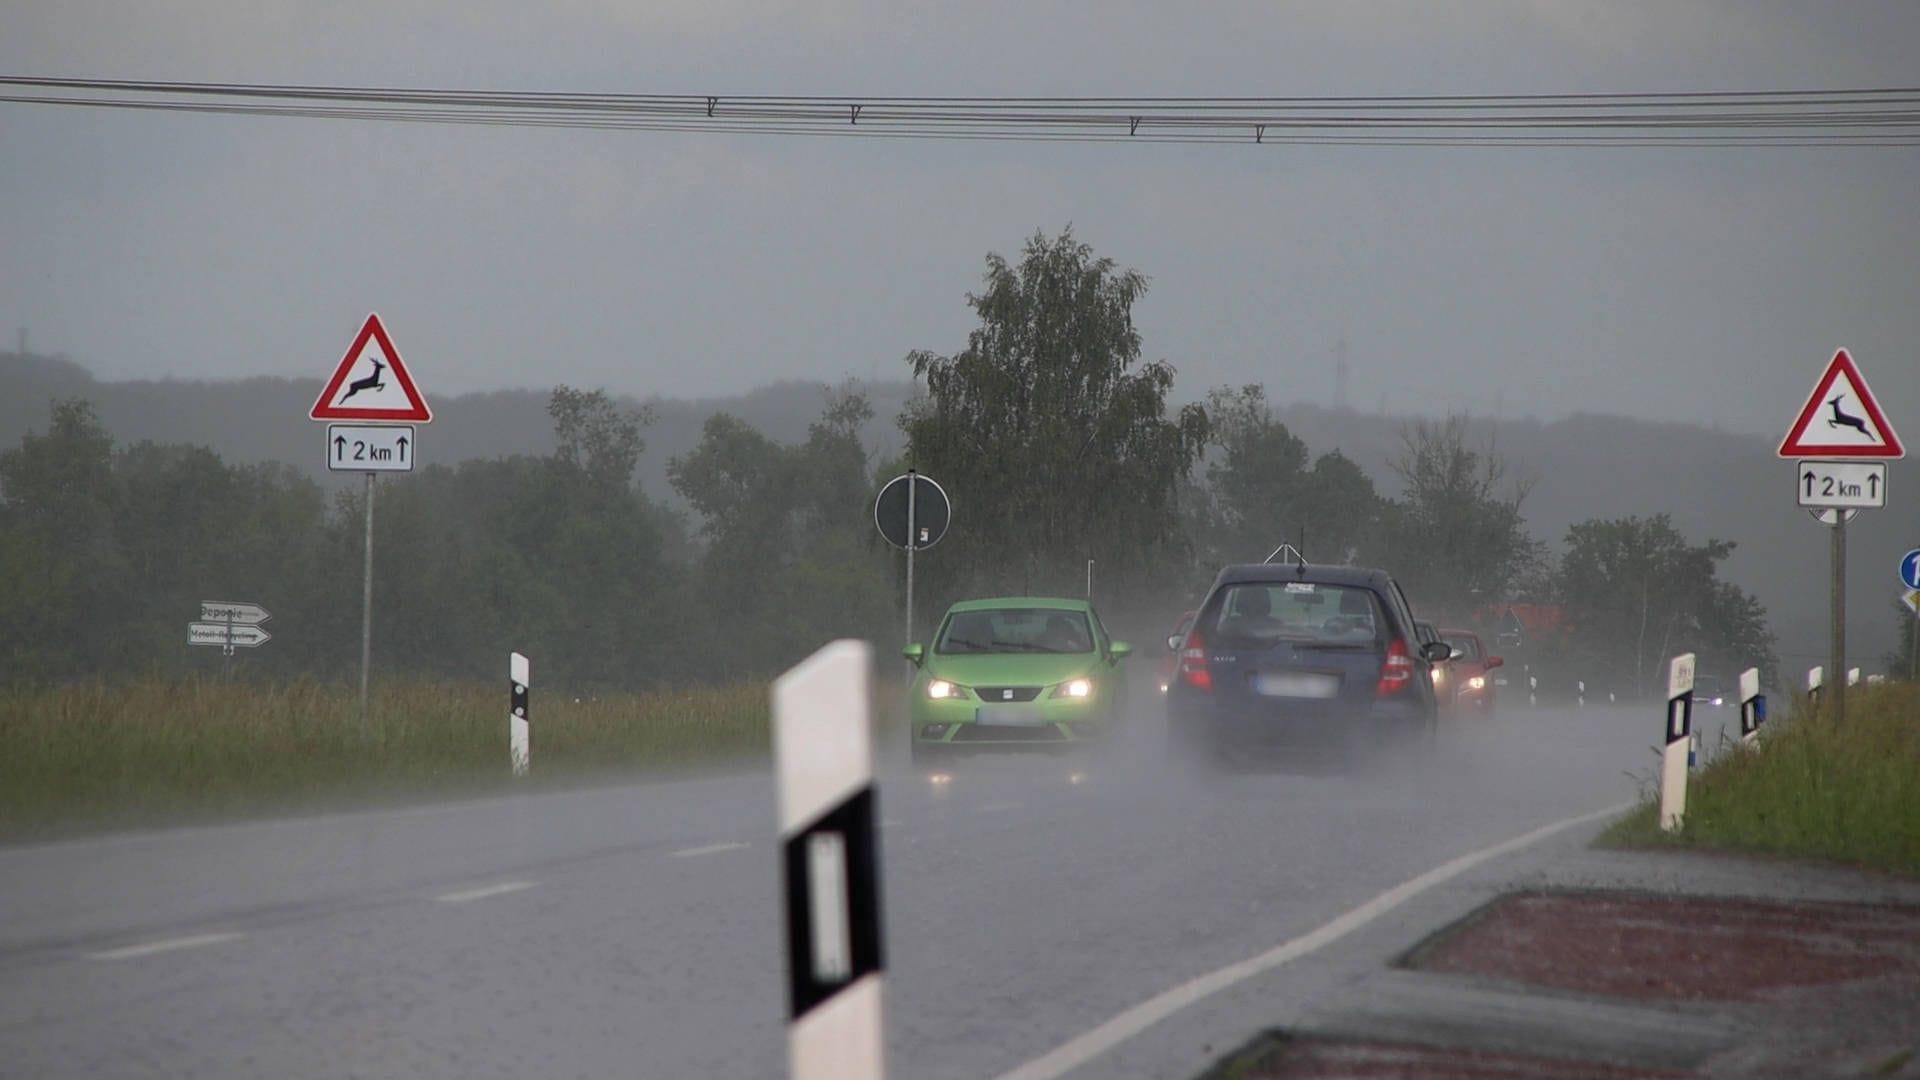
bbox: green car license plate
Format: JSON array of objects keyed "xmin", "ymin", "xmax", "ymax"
[{"xmin": 975, "ymin": 705, "xmax": 1050, "ymax": 726}]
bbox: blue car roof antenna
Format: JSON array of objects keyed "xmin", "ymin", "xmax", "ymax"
[{"xmin": 1264, "ymin": 543, "xmax": 1308, "ymax": 576}]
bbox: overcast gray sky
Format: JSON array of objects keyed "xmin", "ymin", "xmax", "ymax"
[{"xmin": 2, "ymin": 1, "xmax": 1916, "ymax": 437}]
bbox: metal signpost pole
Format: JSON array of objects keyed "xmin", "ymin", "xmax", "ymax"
[
  {"xmin": 1830, "ymin": 515, "xmax": 1845, "ymax": 728},
  {"xmin": 905, "ymin": 469, "xmax": 917, "ymax": 649},
  {"xmin": 360, "ymin": 472, "xmax": 375, "ymax": 735}
]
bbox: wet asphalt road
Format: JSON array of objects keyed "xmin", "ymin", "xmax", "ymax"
[{"xmin": 0, "ymin": 698, "xmax": 1673, "ymax": 1079}]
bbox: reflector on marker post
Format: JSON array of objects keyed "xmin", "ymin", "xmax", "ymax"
[
  {"xmin": 773, "ymin": 641, "xmax": 884, "ymax": 1080},
  {"xmin": 1738, "ymin": 667, "xmax": 1764, "ymax": 746},
  {"xmin": 509, "ymin": 652, "xmax": 529, "ymax": 776},
  {"xmin": 1660, "ymin": 653, "xmax": 1695, "ymax": 833}
]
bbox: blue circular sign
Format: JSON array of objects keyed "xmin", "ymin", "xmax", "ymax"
[{"xmin": 1903, "ymin": 549, "xmax": 1920, "ymax": 591}]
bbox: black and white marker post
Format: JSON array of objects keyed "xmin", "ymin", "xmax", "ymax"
[
  {"xmin": 773, "ymin": 641, "xmax": 884, "ymax": 1080},
  {"xmin": 1807, "ymin": 664, "xmax": 1824, "ymax": 705},
  {"xmin": 509, "ymin": 652, "xmax": 529, "ymax": 776},
  {"xmin": 1660, "ymin": 652, "xmax": 1695, "ymax": 833},
  {"xmin": 1738, "ymin": 666, "xmax": 1765, "ymax": 746}
]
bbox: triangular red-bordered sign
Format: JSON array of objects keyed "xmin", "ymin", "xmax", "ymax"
[
  {"xmin": 309, "ymin": 313, "xmax": 433, "ymax": 422},
  {"xmin": 1776, "ymin": 348, "xmax": 1903, "ymax": 459}
]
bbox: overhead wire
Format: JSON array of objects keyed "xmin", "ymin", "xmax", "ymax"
[{"xmin": 2, "ymin": 76, "xmax": 1917, "ymax": 147}]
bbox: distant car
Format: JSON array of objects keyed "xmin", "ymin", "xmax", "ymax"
[
  {"xmin": 1155, "ymin": 610, "xmax": 1197, "ymax": 693},
  {"xmin": 905, "ymin": 598, "xmax": 1133, "ymax": 762},
  {"xmin": 1438, "ymin": 628, "xmax": 1502, "ymax": 714},
  {"xmin": 1692, "ymin": 674, "xmax": 1728, "ymax": 708},
  {"xmin": 1164, "ymin": 563, "xmax": 1446, "ymax": 766}
]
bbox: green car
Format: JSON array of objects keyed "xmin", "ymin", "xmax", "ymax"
[{"xmin": 905, "ymin": 597, "xmax": 1133, "ymax": 759}]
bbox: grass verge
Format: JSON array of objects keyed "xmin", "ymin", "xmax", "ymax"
[
  {"xmin": 1599, "ymin": 682, "xmax": 1920, "ymax": 875},
  {"xmin": 0, "ymin": 676, "xmax": 790, "ymax": 842}
]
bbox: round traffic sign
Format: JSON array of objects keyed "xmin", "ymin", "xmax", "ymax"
[
  {"xmin": 1902, "ymin": 549, "xmax": 1920, "ymax": 591},
  {"xmin": 874, "ymin": 472, "xmax": 951, "ymax": 550}
]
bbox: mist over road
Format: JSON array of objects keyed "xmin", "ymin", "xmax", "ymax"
[{"xmin": 0, "ymin": 700, "xmax": 1661, "ymax": 1078}]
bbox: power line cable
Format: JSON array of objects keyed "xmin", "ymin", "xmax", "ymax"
[{"xmin": 2, "ymin": 76, "xmax": 1916, "ymax": 147}]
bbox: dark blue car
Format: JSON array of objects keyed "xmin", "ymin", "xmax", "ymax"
[{"xmin": 1164, "ymin": 563, "xmax": 1448, "ymax": 766}]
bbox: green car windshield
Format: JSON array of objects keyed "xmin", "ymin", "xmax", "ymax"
[{"xmin": 937, "ymin": 609, "xmax": 1094, "ymax": 655}]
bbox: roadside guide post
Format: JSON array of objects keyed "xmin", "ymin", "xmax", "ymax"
[
  {"xmin": 1779, "ymin": 348, "xmax": 1905, "ymax": 731},
  {"xmin": 309, "ymin": 313, "xmax": 432, "ymax": 733},
  {"xmin": 1660, "ymin": 653, "xmax": 1696, "ymax": 833},
  {"xmin": 1738, "ymin": 667, "xmax": 1765, "ymax": 747},
  {"xmin": 509, "ymin": 652, "xmax": 530, "ymax": 776},
  {"xmin": 773, "ymin": 641, "xmax": 885, "ymax": 1080},
  {"xmin": 1807, "ymin": 665, "xmax": 1824, "ymax": 706},
  {"xmin": 1848, "ymin": 667, "xmax": 1861, "ymax": 686},
  {"xmin": 1577, "ymin": 680, "xmax": 1585, "ymax": 708}
]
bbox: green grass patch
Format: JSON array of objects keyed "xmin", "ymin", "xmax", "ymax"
[
  {"xmin": 1600, "ymin": 683, "xmax": 1920, "ymax": 875},
  {"xmin": 0, "ymin": 676, "xmax": 790, "ymax": 842}
]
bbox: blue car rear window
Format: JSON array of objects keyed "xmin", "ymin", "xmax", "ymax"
[{"xmin": 1202, "ymin": 583, "xmax": 1385, "ymax": 648}]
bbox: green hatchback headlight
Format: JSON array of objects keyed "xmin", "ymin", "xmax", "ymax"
[
  {"xmin": 927, "ymin": 679, "xmax": 965, "ymax": 700},
  {"xmin": 1053, "ymin": 678, "xmax": 1093, "ymax": 699}
]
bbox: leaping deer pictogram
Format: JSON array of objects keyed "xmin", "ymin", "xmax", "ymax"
[
  {"xmin": 1825, "ymin": 395, "xmax": 1870, "ymax": 437},
  {"xmin": 340, "ymin": 359, "xmax": 387, "ymax": 402}
]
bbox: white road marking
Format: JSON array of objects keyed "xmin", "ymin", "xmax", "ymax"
[
  {"xmin": 669, "ymin": 841, "xmax": 750, "ymax": 858},
  {"xmin": 436, "ymin": 880, "xmax": 539, "ymax": 904},
  {"xmin": 89, "ymin": 932, "xmax": 242, "ymax": 960},
  {"xmin": 991, "ymin": 800, "xmax": 1636, "ymax": 1080}
]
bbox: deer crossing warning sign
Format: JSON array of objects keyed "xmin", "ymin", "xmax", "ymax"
[
  {"xmin": 309, "ymin": 313, "xmax": 433, "ymax": 423},
  {"xmin": 1777, "ymin": 348, "xmax": 1903, "ymax": 459}
]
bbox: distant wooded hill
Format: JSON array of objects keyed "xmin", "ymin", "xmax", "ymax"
[{"xmin": 2, "ymin": 349, "xmax": 1905, "ymax": 673}]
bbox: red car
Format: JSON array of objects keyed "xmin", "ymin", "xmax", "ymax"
[
  {"xmin": 1439, "ymin": 628, "xmax": 1503, "ymax": 714},
  {"xmin": 1156, "ymin": 610, "xmax": 1197, "ymax": 693}
]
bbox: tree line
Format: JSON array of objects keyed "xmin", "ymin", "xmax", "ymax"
[{"xmin": 1, "ymin": 227, "xmax": 1785, "ymax": 697}]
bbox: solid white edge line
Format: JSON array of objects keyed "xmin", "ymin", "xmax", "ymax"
[
  {"xmin": 89, "ymin": 932, "xmax": 243, "ymax": 960},
  {"xmin": 991, "ymin": 800, "xmax": 1635, "ymax": 1080},
  {"xmin": 669, "ymin": 841, "xmax": 751, "ymax": 858},
  {"xmin": 436, "ymin": 880, "xmax": 539, "ymax": 904}
]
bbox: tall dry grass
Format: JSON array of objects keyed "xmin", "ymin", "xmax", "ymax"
[{"xmin": 0, "ymin": 676, "xmax": 776, "ymax": 839}]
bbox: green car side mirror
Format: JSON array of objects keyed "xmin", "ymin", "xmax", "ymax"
[
  {"xmin": 902, "ymin": 643, "xmax": 925, "ymax": 665},
  {"xmin": 1108, "ymin": 641, "xmax": 1133, "ymax": 662}
]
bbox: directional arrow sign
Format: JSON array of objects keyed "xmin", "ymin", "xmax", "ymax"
[
  {"xmin": 327, "ymin": 424, "xmax": 416, "ymax": 473},
  {"xmin": 1797, "ymin": 460, "xmax": 1887, "ymax": 509},
  {"xmin": 200, "ymin": 601, "xmax": 271, "ymax": 624},
  {"xmin": 189, "ymin": 622, "xmax": 272, "ymax": 648}
]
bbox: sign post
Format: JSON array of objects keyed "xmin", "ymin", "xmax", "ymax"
[
  {"xmin": 773, "ymin": 641, "xmax": 885, "ymax": 1080},
  {"xmin": 1660, "ymin": 653, "xmax": 1695, "ymax": 833},
  {"xmin": 1778, "ymin": 348, "xmax": 1905, "ymax": 730},
  {"xmin": 310, "ymin": 313, "xmax": 433, "ymax": 732},
  {"xmin": 873, "ymin": 472, "xmax": 951, "ymax": 647}
]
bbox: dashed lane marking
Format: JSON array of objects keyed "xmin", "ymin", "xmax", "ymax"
[
  {"xmin": 668, "ymin": 841, "xmax": 750, "ymax": 858},
  {"xmin": 435, "ymin": 880, "xmax": 539, "ymax": 904},
  {"xmin": 89, "ymin": 932, "xmax": 243, "ymax": 961}
]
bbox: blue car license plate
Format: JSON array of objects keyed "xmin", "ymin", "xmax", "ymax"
[{"xmin": 1252, "ymin": 672, "xmax": 1339, "ymax": 699}]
